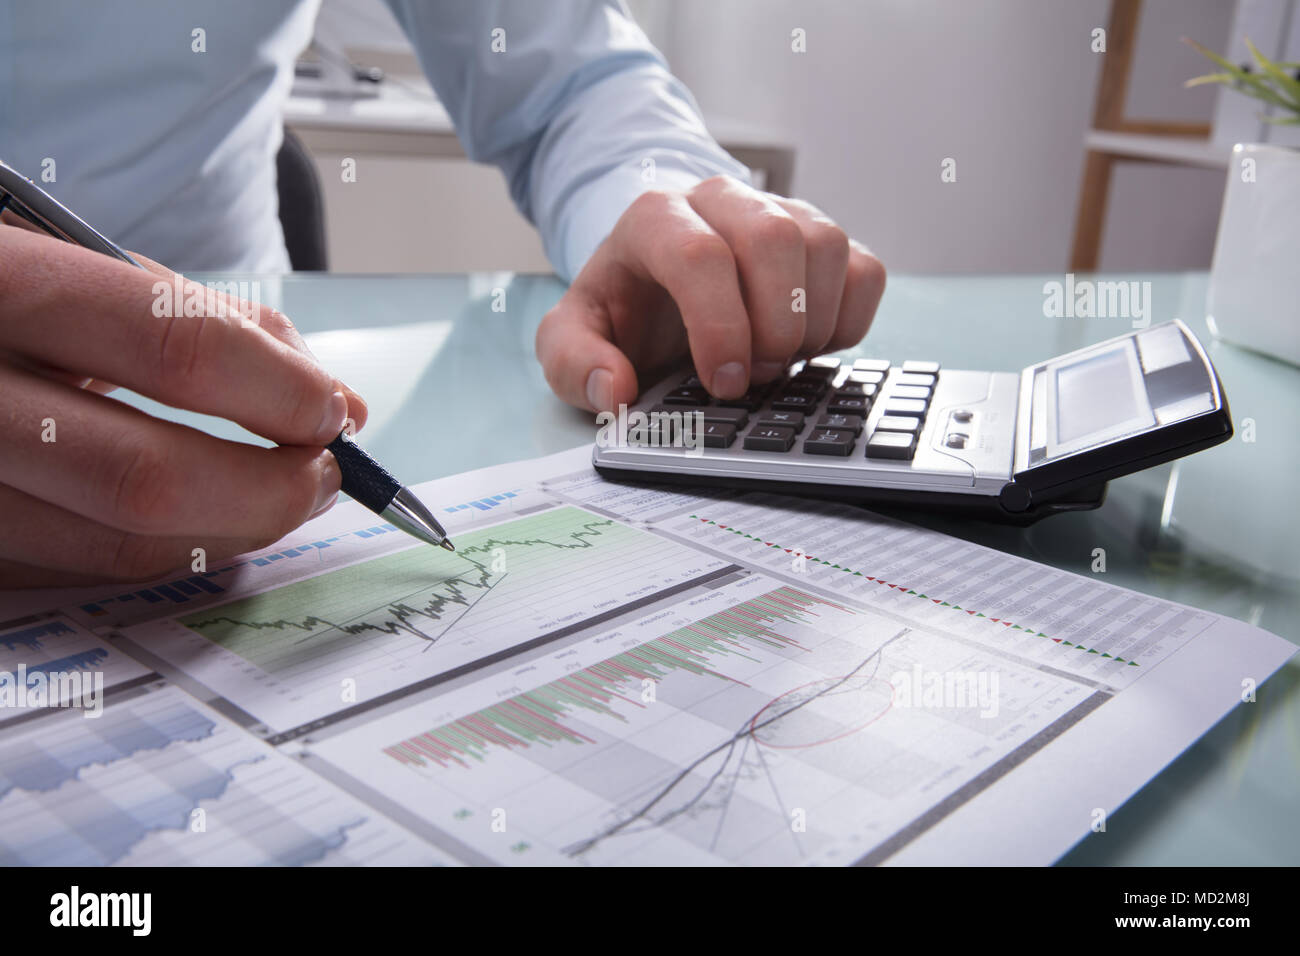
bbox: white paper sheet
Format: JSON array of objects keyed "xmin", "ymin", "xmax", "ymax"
[{"xmin": 1, "ymin": 445, "xmax": 1292, "ymax": 865}]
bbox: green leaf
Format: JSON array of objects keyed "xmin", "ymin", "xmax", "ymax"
[
  {"xmin": 1184, "ymin": 36, "xmax": 1300, "ymax": 120},
  {"xmin": 1184, "ymin": 72, "xmax": 1237, "ymax": 88},
  {"xmin": 1245, "ymin": 37, "xmax": 1300, "ymax": 110},
  {"xmin": 1183, "ymin": 36, "xmax": 1242, "ymax": 74}
]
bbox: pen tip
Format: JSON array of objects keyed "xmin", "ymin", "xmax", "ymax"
[{"xmin": 440, "ymin": 539, "xmax": 456, "ymax": 552}]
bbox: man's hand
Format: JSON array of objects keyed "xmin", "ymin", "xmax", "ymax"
[
  {"xmin": 0, "ymin": 225, "xmax": 367, "ymax": 588},
  {"xmin": 536, "ymin": 175, "xmax": 885, "ymax": 411}
]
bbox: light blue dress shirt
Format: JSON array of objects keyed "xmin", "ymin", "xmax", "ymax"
[{"xmin": 0, "ymin": 0, "xmax": 748, "ymax": 279}]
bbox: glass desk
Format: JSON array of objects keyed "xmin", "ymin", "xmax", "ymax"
[{"xmin": 118, "ymin": 270, "xmax": 1300, "ymax": 865}]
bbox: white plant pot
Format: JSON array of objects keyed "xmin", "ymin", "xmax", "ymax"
[{"xmin": 1206, "ymin": 143, "xmax": 1300, "ymax": 367}]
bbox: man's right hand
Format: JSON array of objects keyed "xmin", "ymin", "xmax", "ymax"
[{"xmin": 0, "ymin": 225, "xmax": 368, "ymax": 588}]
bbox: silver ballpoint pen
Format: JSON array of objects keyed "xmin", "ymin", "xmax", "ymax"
[{"xmin": 0, "ymin": 158, "xmax": 454, "ymax": 552}]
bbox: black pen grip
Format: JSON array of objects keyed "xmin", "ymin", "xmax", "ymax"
[{"xmin": 326, "ymin": 432, "xmax": 402, "ymax": 513}]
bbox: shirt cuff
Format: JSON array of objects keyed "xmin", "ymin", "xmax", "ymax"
[{"xmin": 554, "ymin": 157, "xmax": 753, "ymax": 283}]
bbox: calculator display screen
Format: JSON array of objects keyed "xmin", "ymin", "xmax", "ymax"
[
  {"xmin": 1033, "ymin": 339, "xmax": 1156, "ymax": 465},
  {"xmin": 1055, "ymin": 347, "xmax": 1145, "ymax": 445}
]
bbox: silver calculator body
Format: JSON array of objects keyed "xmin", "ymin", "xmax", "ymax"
[{"xmin": 591, "ymin": 320, "xmax": 1232, "ymax": 524}]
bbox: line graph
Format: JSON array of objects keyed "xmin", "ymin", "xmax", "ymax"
[
  {"xmin": 129, "ymin": 506, "xmax": 728, "ymax": 732},
  {"xmin": 0, "ymin": 687, "xmax": 450, "ymax": 866},
  {"xmin": 559, "ymin": 629, "xmax": 906, "ymax": 858},
  {"xmin": 315, "ymin": 573, "xmax": 1090, "ymax": 865}
]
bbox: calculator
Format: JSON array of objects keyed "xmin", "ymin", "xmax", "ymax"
[{"xmin": 591, "ymin": 320, "xmax": 1233, "ymax": 524}]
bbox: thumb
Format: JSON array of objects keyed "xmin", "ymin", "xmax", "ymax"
[{"xmin": 535, "ymin": 297, "xmax": 639, "ymax": 413}]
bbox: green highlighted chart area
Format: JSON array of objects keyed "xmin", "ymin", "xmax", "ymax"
[{"xmin": 171, "ymin": 506, "xmax": 726, "ymax": 727}]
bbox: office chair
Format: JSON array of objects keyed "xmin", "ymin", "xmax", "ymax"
[{"xmin": 275, "ymin": 126, "xmax": 328, "ymax": 271}]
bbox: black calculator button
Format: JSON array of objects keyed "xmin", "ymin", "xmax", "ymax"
[
  {"xmin": 771, "ymin": 393, "xmax": 817, "ymax": 412},
  {"xmin": 866, "ymin": 430, "xmax": 917, "ymax": 460},
  {"xmin": 678, "ymin": 373, "xmax": 703, "ymax": 388},
  {"xmin": 875, "ymin": 415, "xmax": 922, "ymax": 433},
  {"xmin": 894, "ymin": 372, "xmax": 937, "ymax": 388},
  {"xmin": 891, "ymin": 384, "xmax": 933, "ymax": 401},
  {"xmin": 801, "ymin": 357, "xmax": 840, "ymax": 378},
  {"xmin": 744, "ymin": 425, "xmax": 797, "ymax": 452},
  {"xmin": 701, "ymin": 422, "xmax": 738, "ymax": 448},
  {"xmin": 699, "ymin": 406, "xmax": 750, "ymax": 428},
  {"xmin": 853, "ymin": 358, "xmax": 890, "ymax": 373},
  {"xmin": 835, "ymin": 380, "xmax": 878, "ymax": 398},
  {"xmin": 816, "ymin": 413, "xmax": 864, "ymax": 435},
  {"xmin": 663, "ymin": 386, "xmax": 710, "ymax": 405},
  {"xmin": 902, "ymin": 360, "xmax": 940, "ymax": 375},
  {"xmin": 758, "ymin": 410, "xmax": 806, "ymax": 431},
  {"xmin": 785, "ymin": 378, "xmax": 827, "ymax": 397},
  {"xmin": 882, "ymin": 398, "xmax": 928, "ymax": 419},
  {"xmin": 716, "ymin": 386, "xmax": 768, "ymax": 410},
  {"xmin": 804, "ymin": 427, "xmax": 856, "ymax": 456},
  {"xmin": 827, "ymin": 392, "xmax": 870, "ymax": 415},
  {"xmin": 628, "ymin": 416, "xmax": 675, "ymax": 445}
]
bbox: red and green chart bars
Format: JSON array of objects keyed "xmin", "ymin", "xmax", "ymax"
[{"xmin": 383, "ymin": 586, "xmax": 851, "ymax": 769}]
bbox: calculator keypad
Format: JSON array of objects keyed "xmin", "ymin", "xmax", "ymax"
[{"xmin": 660, "ymin": 360, "xmax": 942, "ymax": 463}]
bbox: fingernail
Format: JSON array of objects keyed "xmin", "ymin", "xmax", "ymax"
[
  {"xmin": 586, "ymin": 368, "xmax": 613, "ymax": 411},
  {"xmin": 752, "ymin": 360, "xmax": 786, "ymax": 382},
  {"xmin": 711, "ymin": 362, "xmax": 748, "ymax": 399},
  {"xmin": 317, "ymin": 389, "xmax": 348, "ymax": 443}
]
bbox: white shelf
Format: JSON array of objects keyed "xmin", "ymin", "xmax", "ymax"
[{"xmin": 1083, "ymin": 130, "xmax": 1234, "ymax": 169}]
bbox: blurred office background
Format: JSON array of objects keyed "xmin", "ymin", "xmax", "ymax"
[{"xmin": 289, "ymin": 0, "xmax": 1294, "ymax": 275}]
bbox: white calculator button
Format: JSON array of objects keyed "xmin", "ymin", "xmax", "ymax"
[{"xmin": 853, "ymin": 358, "xmax": 890, "ymax": 373}]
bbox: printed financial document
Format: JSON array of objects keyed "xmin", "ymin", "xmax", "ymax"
[{"xmin": 1, "ymin": 445, "xmax": 1293, "ymax": 865}]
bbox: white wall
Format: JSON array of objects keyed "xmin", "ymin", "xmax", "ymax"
[
  {"xmin": 311, "ymin": 0, "xmax": 1238, "ymax": 275},
  {"xmin": 660, "ymin": 0, "xmax": 1234, "ymax": 274}
]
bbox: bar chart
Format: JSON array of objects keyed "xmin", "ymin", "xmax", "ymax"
[{"xmin": 312, "ymin": 574, "xmax": 1090, "ymax": 865}]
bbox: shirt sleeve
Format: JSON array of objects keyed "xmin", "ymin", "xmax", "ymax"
[{"xmin": 381, "ymin": 0, "xmax": 752, "ymax": 281}]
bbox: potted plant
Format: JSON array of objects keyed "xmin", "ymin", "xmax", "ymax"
[{"xmin": 1186, "ymin": 37, "xmax": 1300, "ymax": 366}]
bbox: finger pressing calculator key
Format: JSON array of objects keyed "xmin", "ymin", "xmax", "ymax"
[
  {"xmin": 717, "ymin": 386, "xmax": 769, "ymax": 410},
  {"xmin": 698, "ymin": 406, "xmax": 750, "ymax": 427},
  {"xmin": 593, "ymin": 322, "xmax": 1233, "ymax": 523},
  {"xmin": 663, "ymin": 386, "xmax": 709, "ymax": 405}
]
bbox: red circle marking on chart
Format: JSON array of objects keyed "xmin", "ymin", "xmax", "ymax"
[{"xmin": 749, "ymin": 675, "xmax": 894, "ymax": 749}]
